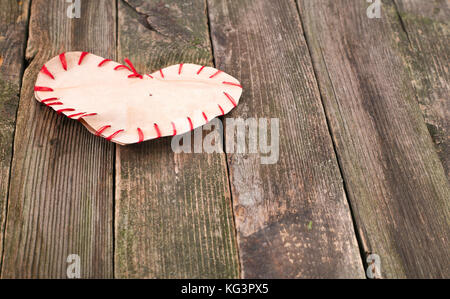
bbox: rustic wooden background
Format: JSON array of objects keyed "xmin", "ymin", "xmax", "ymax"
[{"xmin": 0, "ymin": 0, "xmax": 448, "ymax": 278}]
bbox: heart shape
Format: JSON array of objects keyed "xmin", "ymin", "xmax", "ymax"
[{"xmin": 34, "ymin": 52, "xmax": 242, "ymax": 145}]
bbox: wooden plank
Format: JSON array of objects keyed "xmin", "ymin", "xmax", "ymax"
[
  {"xmin": 208, "ymin": 0, "xmax": 365, "ymax": 278},
  {"xmin": 1, "ymin": 0, "xmax": 116, "ymax": 278},
  {"xmin": 0, "ymin": 0, "xmax": 30, "ymax": 272},
  {"xmin": 297, "ymin": 0, "xmax": 450, "ymax": 278},
  {"xmin": 115, "ymin": 0, "xmax": 239, "ymax": 278},
  {"xmin": 393, "ymin": 0, "xmax": 450, "ymax": 177}
]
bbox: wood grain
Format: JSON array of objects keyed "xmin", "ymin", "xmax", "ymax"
[
  {"xmin": 208, "ymin": 0, "xmax": 365, "ymax": 278},
  {"xmin": 394, "ymin": 0, "xmax": 450, "ymax": 178},
  {"xmin": 0, "ymin": 0, "xmax": 30, "ymax": 272},
  {"xmin": 297, "ymin": 0, "xmax": 450, "ymax": 278},
  {"xmin": 1, "ymin": 0, "xmax": 115, "ymax": 278},
  {"xmin": 115, "ymin": 0, "xmax": 239, "ymax": 278}
]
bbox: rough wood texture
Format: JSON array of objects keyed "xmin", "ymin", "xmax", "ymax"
[
  {"xmin": 297, "ymin": 0, "xmax": 450, "ymax": 278},
  {"xmin": 115, "ymin": 0, "xmax": 239, "ymax": 278},
  {"xmin": 0, "ymin": 0, "xmax": 30, "ymax": 272},
  {"xmin": 1, "ymin": 0, "xmax": 115, "ymax": 278},
  {"xmin": 394, "ymin": 0, "xmax": 450, "ymax": 178},
  {"xmin": 208, "ymin": 0, "xmax": 365, "ymax": 278}
]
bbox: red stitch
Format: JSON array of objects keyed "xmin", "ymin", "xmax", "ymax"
[
  {"xmin": 137, "ymin": 128, "xmax": 144, "ymax": 143},
  {"xmin": 222, "ymin": 81, "xmax": 242, "ymax": 88},
  {"xmin": 34, "ymin": 86, "xmax": 54, "ymax": 92},
  {"xmin": 114, "ymin": 65, "xmax": 131, "ymax": 71},
  {"xmin": 79, "ymin": 113, "xmax": 97, "ymax": 119},
  {"xmin": 40, "ymin": 65, "xmax": 55, "ymax": 80},
  {"xmin": 98, "ymin": 59, "xmax": 111, "ymax": 67},
  {"xmin": 124, "ymin": 58, "xmax": 143, "ymax": 79},
  {"xmin": 106, "ymin": 129, "xmax": 124, "ymax": 141},
  {"xmin": 78, "ymin": 52, "xmax": 89, "ymax": 65},
  {"xmin": 202, "ymin": 112, "xmax": 208, "ymax": 122},
  {"xmin": 59, "ymin": 52, "xmax": 67, "ymax": 71},
  {"xmin": 178, "ymin": 63, "xmax": 183, "ymax": 75},
  {"xmin": 57, "ymin": 108, "xmax": 75, "ymax": 114},
  {"xmin": 171, "ymin": 122, "xmax": 177, "ymax": 136},
  {"xmin": 68, "ymin": 112, "xmax": 86, "ymax": 119},
  {"xmin": 218, "ymin": 104, "xmax": 225, "ymax": 115},
  {"xmin": 41, "ymin": 97, "xmax": 58, "ymax": 103},
  {"xmin": 146, "ymin": 74, "xmax": 154, "ymax": 79},
  {"xmin": 95, "ymin": 125, "xmax": 111, "ymax": 136},
  {"xmin": 197, "ymin": 65, "xmax": 205, "ymax": 75},
  {"xmin": 124, "ymin": 58, "xmax": 138, "ymax": 72},
  {"xmin": 159, "ymin": 69, "xmax": 165, "ymax": 78},
  {"xmin": 154, "ymin": 123, "xmax": 161, "ymax": 138},
  {"xmin": 209, "ymin": 70, "xmax": 222, "ymax": 79},
  {"xmin": 223, "ymin": 92, "xmax": 237, "ymax": 107},
  {"xmin": 187, "ymin": 117, "xmax": 193, "ymax": 131},
  {"xmin": 46, "ymin": 102, "xmax": 63, "ymax": 106}
]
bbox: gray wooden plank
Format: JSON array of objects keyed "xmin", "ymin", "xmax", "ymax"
[
  {"xmin": 297, "ymin": 0, "xmax": 450, "ymax": 278},
  {"xmin": 208, "ymin": 0, "xmax": 365, "ymax": 278},
  {"xmin": 115, "ymin": 0, "xmax": 239, "ymax": 278},
  {"xmin": 394, "ymin": 0, "xmax": 450, "ymax": 178},
  {"xmin": 1, "ymin": 0, "xmax": 115, "ymax": 278},
  {"xmin": 0, "ymin": 0, "xmax": 30, "ymax": 272}
]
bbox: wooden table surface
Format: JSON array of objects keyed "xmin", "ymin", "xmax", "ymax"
[{"xmin": 0, "ymin": 0, "xmax": 448, "ymax": 278}]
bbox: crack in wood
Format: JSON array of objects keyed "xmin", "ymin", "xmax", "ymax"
[{"xmin": 121, "ymin": 0, "xmax": 168, "ymax": 37}]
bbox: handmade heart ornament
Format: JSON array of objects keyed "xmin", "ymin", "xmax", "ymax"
[{"xmin": 34, "ymin": 51, "xmax": 242, "ymax": 145}]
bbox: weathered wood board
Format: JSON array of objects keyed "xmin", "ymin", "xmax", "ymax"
[
  {"xmin": 115, "ymin": 0, "xmax": 239, "ymax": 278},
  {"xmin": 208, "ymin": 0, "xmax": 365, "ymax": 278},
  {"xmin": 393, "ymin": 0, "xmax": 450, "ymax": 178},
  {"xmin": 297, "ymin": 0, "xmax": 450, "ymax": 278},
  {"xmin": 1, "ymin": 0, "xmax": 115, "ymax": 278},
  {"xmin": 0, "ymin": 0, "xmax": 30, "ymax": 272}
]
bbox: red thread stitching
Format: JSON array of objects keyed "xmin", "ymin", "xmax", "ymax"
[
  {"xmin": 159, "ymin": 69, "xmax": 165, "ymax": 78},
  {"xmin": 137, "ymin": 128, "xmax": 144, "ymax": 143},
  {"xmin": 59, "ymin": 52, "xmax": 67, "ymax": 71},
  {"xmin": 154, "ymin": 123, "xmax": 161, "ymax": 138},
  {"xmin": 68, "ymin": 112, "xmax": 86, "ymax": 119},
  {"xmin": 57, "ymin": 108, "xmax": 75, "ymax": 114},
  {"xmin": 222, "ymin": 81, "xmax": 242, "ymax": 88},
  {"xmin": 41, "ymin": 97, "xmax": 58, "ymax": 103},
  {"xmin": 98, "ymin": 59, "xmax": 111, "ymax": 67},
  {"xmin": 40, "ymin": 65, "xmax": 55, "ymax": 80},
  {"xmin": 46, "ymin": 102, "xmax": 63, "ymax": 106},
  {"xmin": 178, "ymin": 63, "xmax": 183, "ymax": 75},
  {"xmin": 224, "ymin": 92, "xmax": 237, "ymax": 107},
  {"xmin": 209, "ymin": 70, "xmax": 222, "ymax": 78},
  {"xmin": 34, "ymin": 86, "xmax": 54, "ymax": 92},
  {"xmin": 146, "ymin": 74, "xmax": 154, "ymax": 79},
  {"xmin": 218, "ymin": 104, "xmax": 225, "ymax": 115},
  {"xmin": 114, "ymin": 65, "xmax": 131, "ymax": 71},
  {"xmin": 79, "ymin": 113, "xmax": 97, "ymax": 119},
  {"xmin": 202, "ymin": 112, "xmax": 208, "ymax": 122},
  {"xmin": 171, "ymin": 122, "xmax": 177, "ymax": 136},
  {"xmin": 197, "ymin": 66, "xmax": 205, "ymax": 75},
  {"xmin": 187, "ymin": 117, "xmax": 193, "ymax": 131},
  {"xmin": 124, "ymin": 58, "xmax": 143, "ymax": 79},
  {"xmin": 78, "ymin": 52, "xmax": 89, "ymax": 65},
  {"xmin": 95, "ymin": 125, "xmax": 111, "ymax": 136},
  {"xmin": 107, "ymin": 129, "xmax": 124, "ymax": 141}
]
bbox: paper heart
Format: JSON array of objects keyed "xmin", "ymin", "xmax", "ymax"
[{"xmin": 34, "ymin": 52, "xmax": 242, "ymax": 145}]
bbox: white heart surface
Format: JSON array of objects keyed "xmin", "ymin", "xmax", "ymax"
[{"xmin": 34, "ymin": 52, "xmax": 242, "ymax": 145}]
